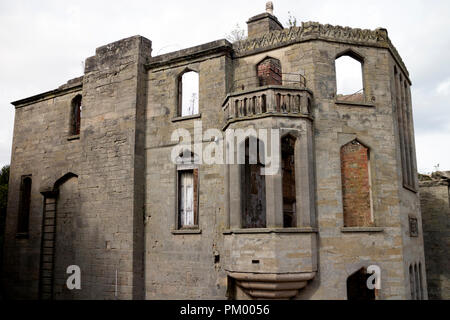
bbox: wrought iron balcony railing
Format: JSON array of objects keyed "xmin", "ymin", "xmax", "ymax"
[{"xmin": 231, "ymin": 73, "xmax": 307, "ymax": 92}]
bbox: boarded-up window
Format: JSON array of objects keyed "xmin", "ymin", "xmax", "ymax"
[
  {"xmin": 257, "ymin": 57, "xmax": 282, "ymax": 86},
  {"xmin": 178, "ymin": 169, "xmax": 198, "ymax": 228},
  {"xmin": 17, "ymin": 176, "xmax": 32, "ymax": 235},
  {"xmin": 282, "ymin": 135, "xmax": 296, "ymax": 228},
  {"xmin": 242, "ymin": 138, "xmax": 266, "ymax": 229},
  {"xmin": 70, "ymin": 95, "xmax": 82, "ymax": 135},
  {"xmin": 341, "ymin": 140, "xmax": 373, "ymax": 227}
]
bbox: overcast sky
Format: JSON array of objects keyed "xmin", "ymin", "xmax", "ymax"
[{"xmin": 0, "ymin": 0, "xmax": 449, "ymax": 173}]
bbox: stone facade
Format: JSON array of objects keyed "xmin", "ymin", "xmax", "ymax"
[
  {"xmin": 419, "ymin": 172, "xmax": 450, "ymax": 300},
  {"xmin": 2, "ymin": 4, "xmax": 429, "ymax": 300}
]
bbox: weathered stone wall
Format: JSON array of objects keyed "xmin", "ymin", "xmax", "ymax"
[
  {"xmin": 53, "ymin": 176, "xmax": 80, "ymax": 299},
  {"xmin": 75, "ymin": 35, "xmax": 151, "ymax": 299},
  {"xmin": 144, "ymin": 43, "xmax": 232, "ymax": 299},
  {"xmin": 388, "ymin": 52, "xmax": 427, "ymax": 300},
  {"xmin": 3, "ymin": 35, "xmax": 152, "ymax": 300},
  {"xmin": 3, "ymin": 8, "xmax": 427, "ymax": 300},
  {"xmin": 419, "ymin": 173, "xmax": 450, "ymax": 300},
  {"xmin": 3, "ymin": 81, "xmax": 83, "ymax": 299},
  {"xmin": 295, "ymin": 40, "xmax": 411, "ymax": 299}
]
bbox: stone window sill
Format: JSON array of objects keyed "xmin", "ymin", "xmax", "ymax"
[
  {"xmin": 172, "ymin": 229, "xmax": 202, "ymax": 235},
  {"xmin": 341, "ymin": 227, "xmax": 384, "ymax": 233},
  {"xmin": 223, "ymin": 227, "xmax": 318, "ymax": 235},
  {"xmin": 67, "ymin": 135, "xmax": 80, "ymax": 141},
  {"xmin": 335, "ymin": 100, "xmax": 375, "ymax": 108},
  {"xmin": 171, "ymin": 113, "xmax": 202, "ymax": 122}
]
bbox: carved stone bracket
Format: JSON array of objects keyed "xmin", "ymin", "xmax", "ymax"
[{"xmin": 228, "ymin": 272, "xmax": 316, "ymax": 299}]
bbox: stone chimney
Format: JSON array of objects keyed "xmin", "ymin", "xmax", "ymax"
[{"xmin": 247, "ymin": 1, "xmax": 284, "ymax": 38}]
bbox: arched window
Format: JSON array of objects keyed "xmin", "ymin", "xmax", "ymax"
[
  {"xmin": 282, "ymin": 135, "xmax": 297, "ymax": 228},
  {"xmin": 418, "ymin": 263, "xmax": 423, "ymax": 300},
  {"xmin": 335, "ymin": 52, "xmax": 364, "ymax": 103},
  {"xmin": 257, "ymin": 57, "xmax": 282, "ymax": 86},
  {"xmin": 178, "ymin": 71, "xmax": 199, "ymax": 117},
  {"xmin": 17, "ymin": 176, "xmax": 32, "ymax": 235},
  {"xmin": 341, "ymin": 140, "xmax": 373, "ymax": 227},
  {"xmin": 241, "ymin": 137, "xmax": 266, "ymax": 229},
  {"xmin": 414, "ymin": 264, "xmax": 420, "ymax": 300},
  {"xmin": 409, "ymin": 265, "xmax": 415, "ymax": 299},
  {"xmin": 347, "ymin": 268, "xmax": 376, "ymax": 300},
  {"xmin": 70, "ymin": 95, "xmax": 82, "ymax": 135}
]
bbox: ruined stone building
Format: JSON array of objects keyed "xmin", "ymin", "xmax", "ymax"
[
  {"xmin": 419, "ymin": 172, "xmax": 450, "ymax": 300},
  {"xmin": 2, "ymin": 3, "xmax": 429, "ymax": 299}
]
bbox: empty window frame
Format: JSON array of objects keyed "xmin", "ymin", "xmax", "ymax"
[
  {"xmin": 335, "ymin": 52, "xmax": 364, "ymax": 103},
  {"xmin": 70, "ymin": 95, "xmax": 82, "ymax": 135},
  {"xmin": 414, "ymin": 264, "xmax": 420, "ymax": 300},
  {"xmin": 418, "ymin": 263, "xmax": 424, "ymax": 300},
  {"xmin": 282, "ymin": 135, "xmax": 297, "ymax": 228},
  {"xmin": 409, "ymin": 265, "xmax": 415, "ymax": 299},
  {"xmin": 394, "ymin": 66, "xmax": 416, "ymax": 190},
  {"xmin": 341, "ymin": 140, "xmax": 374, "ymax": 227},
  {"xmin": 178, "ymin": 71, "xmax": 199, "ymax": 117},
  {"xmin": 241, "ymin": 137, "xmax": 266, "ymax": 229},
  {"xmin": 410, "ymin": 262, "xmax": 424, "ymax": 300},
  {"xmin": 178, "ymin": 169, "xmax": 199, "ymax": 229},
  {"xmin": 17, "ymin": 175, "xmax": 32, "ymax": 236}
]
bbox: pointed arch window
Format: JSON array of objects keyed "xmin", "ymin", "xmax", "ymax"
[
  {"xmin": 17, "ymin": 175, "xmax": 32, "ymax": 236},
  {"xmin": 241, "ymin": 137, "xmax": 266, "ymax": 229},
  {"xmin": 282, "ymin": 135, "xmax": 297, "ymax": 228},
  {"xmin": 340, "ymin": 140, "xmax": 373, "ymax": 227},
  {"xmin": 257, "ymin": 57, "xmax": 282, "ymax": 86},
  {"xmin": 347, "ymin": 268, "xmax": 376, "ymax": 300}
]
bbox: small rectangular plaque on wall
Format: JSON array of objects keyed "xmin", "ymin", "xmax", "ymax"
[{"xmin": 409, "ymin": 217, "xmax": 419, "ymax": 237}]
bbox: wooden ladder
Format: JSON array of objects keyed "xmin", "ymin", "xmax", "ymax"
[{"xmin": 39, "ymin": 196, "xmax": 57, "ymax": 300}]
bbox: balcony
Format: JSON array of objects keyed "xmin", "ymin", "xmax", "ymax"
[{"xmin": 222, "ymin": 76, "xmax": 313, "ymax": 129}]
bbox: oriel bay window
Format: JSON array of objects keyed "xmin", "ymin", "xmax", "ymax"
[{"xmin": 227, "ymin": 127, "xmax": 316, "ymax": 230}]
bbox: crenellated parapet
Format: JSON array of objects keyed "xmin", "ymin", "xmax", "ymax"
[{"xmin": 233, "ymin": 21, "xmax": 409, "ymax": 77}]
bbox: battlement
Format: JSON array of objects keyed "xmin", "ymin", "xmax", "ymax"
[{"xmin": 233, "ymin": 21, "xmax": 409, "ymax": 79}]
